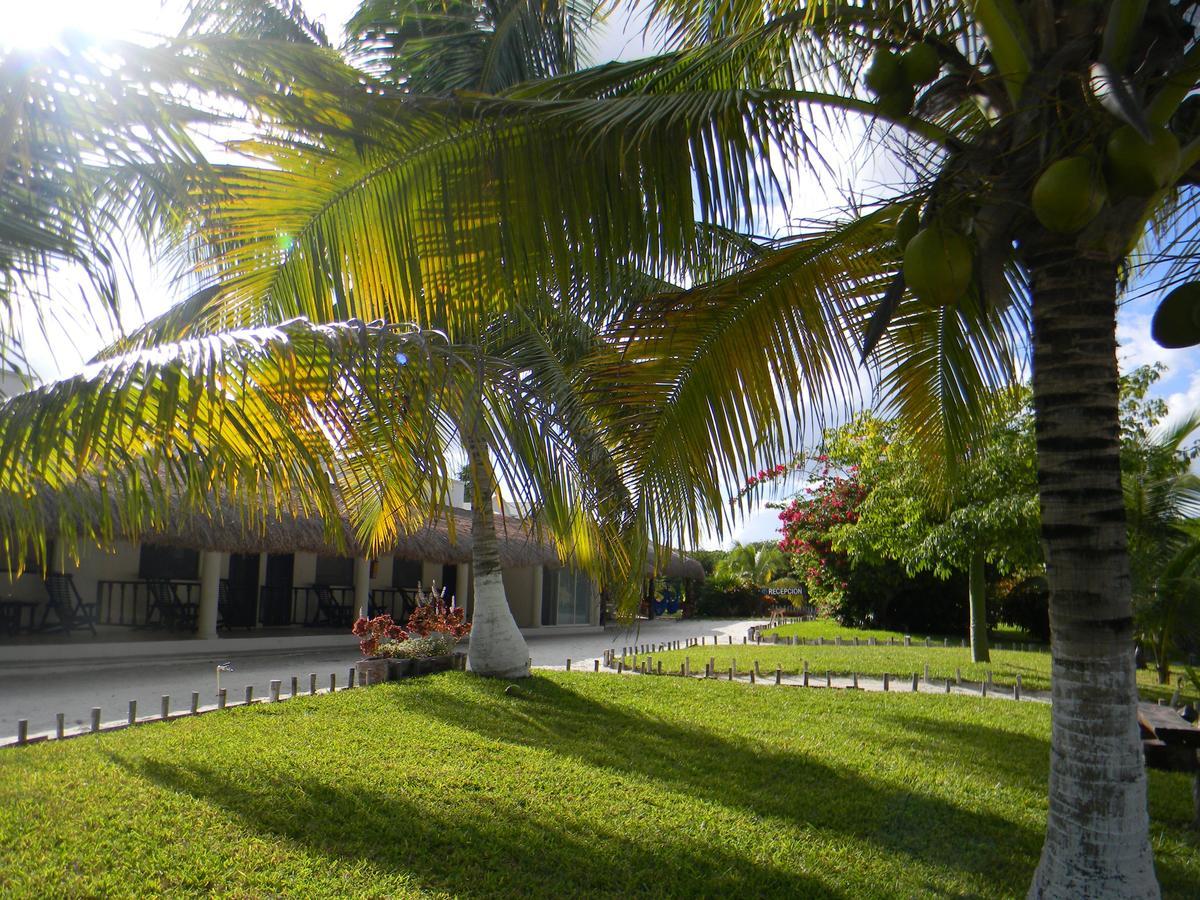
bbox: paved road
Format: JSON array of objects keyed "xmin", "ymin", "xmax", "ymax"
[{"xmin": 0, "ymin": 618, "xmax": 762, "ymax": 740}]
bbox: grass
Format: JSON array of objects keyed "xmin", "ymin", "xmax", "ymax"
[
  {"xmin": 0, "ymin": 673, "xmax": 1196, "ymax": 898},
  {"xmin": 627, "ymin": 642, "xmax": 1192, "ymax": 704},
  {"xmin": 761, "ymin": 619, "xmax": 1043, "ymax": 646}
]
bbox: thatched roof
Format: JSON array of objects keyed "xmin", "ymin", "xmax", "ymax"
[{"xmin": 9, "ymin": 476, "xmax": 701, "ymax": 577}]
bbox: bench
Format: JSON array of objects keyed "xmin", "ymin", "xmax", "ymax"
[{"xmin": 1138, "ymin": 701, "xmax": 1199, "ymax": 827}]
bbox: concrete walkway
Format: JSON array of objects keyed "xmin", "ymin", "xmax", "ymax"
[{"xmin": 0, "ymin": 618, "xmax": 764, "ymax": 741}]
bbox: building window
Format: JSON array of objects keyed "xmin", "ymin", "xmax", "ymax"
[
  {"xmin": 315, "ymin": 555, "xmax": 355, "ymax": 586},
  {"xmin": 544, "ymin": 567, "xmax": 592, "ymax": 625},
  {"xmin": 138, "ymin": 544, "xmax": 199, "ymax": 580}
]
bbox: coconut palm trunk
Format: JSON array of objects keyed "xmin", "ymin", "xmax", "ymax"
[
  {"xmin": 1027, "ymin": 245, "xmax": 1157, "ymax": 898},
  {"xmin": 967, "ymin": 546, "xmax": 989, "ymax": 664},
  {"xmin": 463, "ymin": 417, "xmax": 530, "ymax": 678}
]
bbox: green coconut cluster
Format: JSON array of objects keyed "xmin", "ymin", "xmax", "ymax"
[
  {"xmin": 865, "ymin": 43, "xmax": 940, "ymax": 117},
  {"xmin": 1031, "ymin": 125, "xmax": 1181, "ymax": 234},
  {"xmin": 893, "ymin": 207, "xmax": 974, "ymax": 310}
]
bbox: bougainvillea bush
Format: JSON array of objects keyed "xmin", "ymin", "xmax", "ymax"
[{"xmin": 776, "ymin": 455, "xmax": 867, "ymax": 615}]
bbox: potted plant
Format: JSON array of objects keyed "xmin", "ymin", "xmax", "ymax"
[
  {"xmin": 402, "ymin": 587, "xmax": 470, "ymax": 674},
  {"xmin": 351, "ymin": 613, "xmax": 408, "ymax": 685},
  {"xmin": 350, "ymin": 586, "xmax": 471, "ymax": 682}
]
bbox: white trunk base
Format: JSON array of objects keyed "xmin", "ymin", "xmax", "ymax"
[{"xmin": 467, "ymin": 570, "xmax": 530, "ymax": 678}]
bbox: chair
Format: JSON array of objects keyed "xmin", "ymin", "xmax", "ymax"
[
  {"xmin": 41, "ymin": 574, "xmax": 98, "ymax": 636},
  {"xmin": 308, "ymin": 583, "xmax": 352, "ymax": 627},
  {"xmin": 146, "ymin": 579, "xmax": 198, "ymax": 631}
]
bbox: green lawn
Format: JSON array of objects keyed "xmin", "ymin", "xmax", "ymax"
[
  {"xmin": 0, "ymin": 673, "xmax": 1196, "ymax": 898},
  {"xmin": 627, "ymin": 643, "xmax": 1191, "ymax": 704},
  {"xmin": 761, "ymin": 619, "xmax": 1043, "ymax": 646}
]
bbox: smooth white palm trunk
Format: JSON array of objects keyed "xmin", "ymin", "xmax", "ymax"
[{"xmin": 463, "ymin": 424, "xmax": 530, "ymax": 678}]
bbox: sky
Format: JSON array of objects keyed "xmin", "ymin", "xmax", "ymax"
[{"xmin": 4, "ymin": 0, "xmax": 1196, "ymax": 550}]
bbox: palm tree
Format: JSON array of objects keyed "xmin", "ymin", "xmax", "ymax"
[
  {"xmin": 714, "ymin": 541, "xmax": 787, "ymax": 587},
  {"xmin": 2, "ymin": 0, "xmax": 1194, "ymax": 891},
  {"xmin": 1125, "ymin": 412, "xmax": 1200, "ymax": 684}
]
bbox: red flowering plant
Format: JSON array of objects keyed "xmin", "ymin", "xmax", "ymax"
[
  {"xmin": 732, "ymin": 455, "xmax": 804, "ymax": 502},
  {"xmin": 776, "ymin": 455, "xmax": 867, "ymax": 612},
  {"xmin": 392, "ymin": 585, "xmax": 471, "ymax": 658},
  {"xmin": 351, "ymin": 614, "xmax": 408, "ymax": 658}
]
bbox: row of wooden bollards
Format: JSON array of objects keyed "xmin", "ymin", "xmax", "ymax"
[
  {"xmin": 596, "ymin": 650, "xmax": 1030, "ymax": 700},
  {"xmin": 11, "ymin": 668, "xmax": 362, "ymax": 748},
  {"xmin": 744, "ymin": 626, "xmax": 1048, "ymax": 654}
]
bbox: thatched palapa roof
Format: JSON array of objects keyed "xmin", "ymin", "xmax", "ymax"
[{"xmin": 17, "ymin": 481, "xmax": 702, "ymax": 577}]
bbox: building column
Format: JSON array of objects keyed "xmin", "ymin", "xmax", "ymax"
[
  {"xmin": 197, "ymin": 551, "xmax": 223, "ymax": 639},
  {"xmin": 529, "ymin": 565, "xmax": 543, "ymax": 628},
  {"xmin": 354, "ymin": 557, "xmax": 372, "ymax": 620}
]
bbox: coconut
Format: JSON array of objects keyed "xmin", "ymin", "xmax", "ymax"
[
  {"xmin": 1151, "ymin": 283, "xmax": 1200, "ymax": 349},
  {"xmin": 895, "ymin": 204, "xmax": 920, "ymax": 249},
  {"xmin": 1105, "ymin": 125, "xmax": 1181, "ymax": 195},
  {"xmin": 876, "ymin": 83, "xmax": 915, "ymax": 118},
  {"xmin": 901, "ymin": 44, "xmax": 940, "ymax": 86},
  {"xmin": 1032, "ymin": 156, "xmax": 1107, "ymax": 233},
  {"xmin": 903, "ymin": 226, "xmax": 974, "ymax": 307},
  {"xmin": 865, "ymin": 49, "xmax": 903, "ymax": 95}
]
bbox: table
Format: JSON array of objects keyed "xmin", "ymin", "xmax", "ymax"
[{"xmin": 0, "ymin": 598, "xmax": 40, "ymax": 636}]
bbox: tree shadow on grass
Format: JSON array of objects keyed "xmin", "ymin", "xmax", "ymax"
[
  {"xmin": 403, "ymin": 676, "xmax": 1042, "ymax": 885},
  {"xmin": 111, "ymin": 754, "xmax": 842, "ymax": 899}
]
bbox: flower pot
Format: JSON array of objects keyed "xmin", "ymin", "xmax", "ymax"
[
  {"xmin": 356, "ymin": 658, "xmax": 389, "ymax": 687},
  {"xmin": 414, "ymin": 654, "xmax": 454, "ymax": 675},
  {"xmin": 386, "ymin": 658, "xmax": 416, "ymax": 679}
]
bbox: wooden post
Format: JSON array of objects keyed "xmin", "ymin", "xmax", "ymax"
[
  {"xmin": 218, "ymin": 690, "xmax": 227, "ymax": 709},
  {"xmin": 981, "ymin": 680, "xmax": 987, "ymax": 697},
  {"xmin": 1015, "ymin": 675, "xmax": 1022, "ymax": 701},
  {"xmin": 128, "ymin": 700, "xmax": 137, "ymax": 725},
  {"xmin": 825, "ymin": 671, "xmax": 831, "ymax": 688},
  {"xmin": 161, "ymin": 696, "xmax": 170, "ymax": 720},
  {"xmin": 802, "ymin": 660, "xmax": 809, "ymax": 687},
  {"xmin": 775, "ymin": 665, "xmax": 782, "ymax": 685},
  {"xmin": 684, "ymin": 657, "xmax": 690, "ymax": 676},
  {"xmin": 923, "ymin": 663, "xmax": 930, "ymax": 684},
  {"xmin": 955, "ymin": 667, "xmax": 962, "ymax": 686},
  {"xmin": 904, "ymin": 635, "xmax": 911, "ymax": 646},
  {"xmin": 750, "ymin": 670, "xmax": 755, "ymax": 684},
  {"xmin": 291, "ymin": 676, "xmax": 299, "ymax": 698},
  {"xmin": 617, "ymin": 661, "xmax": 624, "ymax": 674},
  {"xmin": 191, "ymin": 692, "xmax": 200, "ymax": 714},
  {"xmin": 330, "ymin": 672, "xmax": 336, "ymax": 692},
  {"xmin": 945, "ymin": 679, "xmax": 951, "ymax": 694},
  {"xmin": 943, "ymin": 638, "xmax": 948, "ymax": 647},
  {"xmin": 911, "ymin": 673, "xmax": 918, "ymax": 692},
  {"xmin": 16, "ymin": 720, "xmax": 27, "ymax": 744},
  {"xmin": 55, "ymin": 712, "xmax": 64, "ymax": 739},
  {"xmin": 883, "ymin": 673, "xmax": 890, "ymax": 691},
  {"xmin": 91, "ymin": 708, "xmax": 101, "ymax": 732},
  {"xmin": 244, "ymin": 685, "xmax": 254, "ymax": 705},
  {"xmin": 270, "ymin": 680, "xmax": 282, "ymax": 702},
  {"xmin": 852, "ymin": 672, "xmax": 859, "ymax": 689},
  {"xmin": 309, "ymin": 673, "xmax": 317, "ymax": 696},
  {"xmin": 594, "ymin": 659, "xmax": 600, "ymax": 672},
  {"xmin": 657, "ymin": 661, "xmax": 663, "ymax": 675},
  {"xmin": 728, "ymin": 665, "xmax": 734, "ymax": 681},
  {"xmin": 987, "ymin": 671, "xmax": 994, "ymax": 690},
  {"xmin": 566, "ymin": 658, "xmax": 572, "ymax": 671},
  {"xmin": 754, "ymin": 660, "xmax": 760, "ymax": 676}
]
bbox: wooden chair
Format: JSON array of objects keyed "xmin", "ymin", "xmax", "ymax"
[
  {"xmin": 41, "ymin": 573, "xmax": 98, "ymax": 636},
  {"xmin": 308, "ymin": 583, "xmax": 352, "ymax": 627},
  {"xmin": 147, "ymin": 579, "xmax": 198, "ymax": 631}
]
